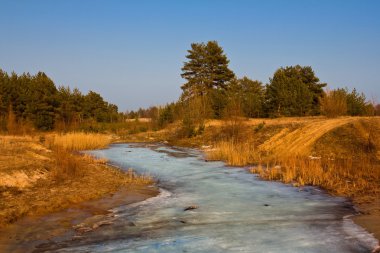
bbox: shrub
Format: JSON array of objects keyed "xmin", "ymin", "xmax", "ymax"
[{"xmin": 320, "ymin": 89, "xmax": 347, "ymax": 117}]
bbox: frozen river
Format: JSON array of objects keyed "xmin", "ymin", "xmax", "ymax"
[
  {"xmin": 78, "ymin": 143, "xmax": 377, "ymax": 252},
  {"xmin": 4, "ymin": 143, "xmax": 378, "ymax": 252}
]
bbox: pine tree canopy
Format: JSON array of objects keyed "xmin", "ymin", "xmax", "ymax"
[
  {"xmin": 266, "ymin": 65, "xmax": 326, "ymax": 116},
  {"xmin": 181, "ymin": 41, "xmax": 235, "ymax": 100}
]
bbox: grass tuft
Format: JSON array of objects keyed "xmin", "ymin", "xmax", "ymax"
[{"xmin": 124, "ymin": 168, "xmax": 153, "ymax": 185}]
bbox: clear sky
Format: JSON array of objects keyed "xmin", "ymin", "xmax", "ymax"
[{"xmin": 1, "ymin": 0, "xmax": 379, "ymax": 111}]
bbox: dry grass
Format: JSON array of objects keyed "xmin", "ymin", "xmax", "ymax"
[
  {"xmin": 258, "ymin": 117, "xmax": 360, "ymax": 158},
  {"xmin": 81, "ymin": 154, "xmax": 109, "ymax": 164},
  {"xmin": 53, "ymin": 149, "xmax": 84, "ymax": 179},
  {"xmin": 45, "ymin": 132, "xmax": 112, "ymax": 178},
  {"xmin": 124, "ymin": 168, "xmax": 153, "ymax": 185},
  {"xmin": 48, "ymin": 132, "xmax": 112, "ymax": 151},
  {"xmin": 206, "ymin": 116, "xmax": 323, "ymax": 128},
  {"xmin": 250, "ymin": 157, "xmax": 380, "ymax": 201},
  {"xmin": 206, "ymin": 140, "xmax": 256, "ymax": 166},
  {"xmin": 0, "ymin": 136, "xmax": 50, "ymax": 187},
  {"xmin": 53, "ymin": 152, "xmax": 111, "ymax": 179},
  {"xmin": 0, "ymin": 134, "xmax": 156, "ymax": 227}
]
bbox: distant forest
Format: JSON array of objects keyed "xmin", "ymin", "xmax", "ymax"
[
  {"xmin": 0, "ymin": 70, "xmax": 119, "ymax": 132},
  {"xmin": 1, "ymin": 41, "xmax": 379, "ymax": 133}
]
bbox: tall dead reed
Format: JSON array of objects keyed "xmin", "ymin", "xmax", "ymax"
[
  {"xmin": 48, "ymin": 132, "xmax": 112, "ymax": 151},
  {"xmin": 251, "ymin": 156, "xmax": 380, "ymax": 200},
  {"xmin": 206, "ymin": 140, "xmax": 255, "ymax": 166},
  {"xmin": 53, "ymin": 149, "xmax": 83, "ymax": 179}
]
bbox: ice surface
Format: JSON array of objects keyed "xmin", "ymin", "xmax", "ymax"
[{"xmin": 57, "ymin": 143, "xmax": 378, "ymax": 252}]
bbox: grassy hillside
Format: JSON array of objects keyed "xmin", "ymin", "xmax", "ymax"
[{"xmin": 0, "ymin": 134, "xmax": 154, "ymax": 227}]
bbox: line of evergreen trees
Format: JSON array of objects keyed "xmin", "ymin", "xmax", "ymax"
[
  {"xmin": 1, "ymin": 41, "xmax": 378, "ymax": 133},
  {"xmin": 127, "ymin": 41, "xmax": 377, "ymax": 130},
  {"xmin": 179, "ymin": 41, "xmax": 375, "ymax": 119},
  {"xmin": 0, "ymin": 69, "xmax": 119, "ymax": 132}
]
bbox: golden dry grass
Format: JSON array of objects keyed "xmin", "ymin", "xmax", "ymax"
[
  {"xmin": 250, "ymin": 157, "xmax": 380, "ymax": 201},
  {"xmin": 0, "ymin": 134, "xmax": 156, "ymax": 227},
  {"xmin": 0, "ymin": 136, "xmax": 50, "ymax": 188},
  {"xmin": 81, "ymin": 154, "xmax": 109, "ymax": 164},
  {"xmin": 48, "ymin": 132, "xmax": 112, "ymax": 151},
  {"xmin": 124, "ymin": 168, "xmax": 153, "ymax": 185},
  {"xmin": 206, "ymin": 140, "xmax": 256, "ymax": 166},
  {"xmin": 258, "ymin": 117, "xmax": 362, "ymax": 157},
  {"xmin": 206, "ymin": 116, "xmax": 323, "ymax": 128}
]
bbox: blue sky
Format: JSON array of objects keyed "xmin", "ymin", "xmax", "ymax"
[{"xmin": 1, "ymin": 0, "xmax": 379, "ymax": 111}]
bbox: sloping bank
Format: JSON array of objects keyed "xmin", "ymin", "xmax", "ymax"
[{"xmin": 0, "ymin": 133, "xmax": 158, "ymax": 247}]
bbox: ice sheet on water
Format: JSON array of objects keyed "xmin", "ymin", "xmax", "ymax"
[{"xmin": 78, "ymin": 144, "xmax": 379, "ymax": 253}]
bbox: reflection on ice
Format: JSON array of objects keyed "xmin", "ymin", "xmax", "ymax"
[{"xmin": 51, "ymin": 144, "xmax": 379, "ymax": 252}]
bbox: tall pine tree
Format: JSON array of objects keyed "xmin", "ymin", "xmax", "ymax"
[
  {"xmin": 180, "ymin": 41, "xmax": 235, "ymax": 120},
  {"xmin": 181, "ymin": 41, "xmax": 235, "ymax": 100}
]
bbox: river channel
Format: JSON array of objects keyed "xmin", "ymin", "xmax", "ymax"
[{"xmin": 3, "ymin": 143, "xmax": 379, "ymax": 252}]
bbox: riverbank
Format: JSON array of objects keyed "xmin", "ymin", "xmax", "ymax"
[
  {"xmin": 0, "ymin": 185, "xmax": 157, "ymax": 253},
  {"xmin": 121, "ymin": 116, "xmax": 380, "ymax": 243},
  {"xmin": 28, "ymin": 142, "xmax": 378, "ymax": 252},
  {"xmin": 1, "ymin": 139, "xmax": 377, "ymax": 252},
  {"xmin": 352, "ymin": 199, "xmax": 380, "ymax": 245},
  {"xmin": 0, "ymin": 135, "xmax": 157, "ymax": 229}
]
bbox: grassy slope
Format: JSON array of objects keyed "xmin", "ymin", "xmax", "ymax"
[
  {"xmin": 258, "ymin": 117, "xmax": 360, "ymax": 157},
  {"xmin": 0, "ymin": 135, "xmax": 156, "ymax": 227}
]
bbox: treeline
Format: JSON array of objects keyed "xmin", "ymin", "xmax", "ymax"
[
  {"xmin": 2, "ymin": 41, "xmax": 379, "ymax": 133},
  {"xmin": 179, "ymin": 41, "xmax": 376, "ymax": 118},
  {"xmin": 0, "ymin": 69, "xmax": 119, "ymax": 133},
  {"xmin": 126, "ymin": 41, "xmax": 378, "ymax": 136}
]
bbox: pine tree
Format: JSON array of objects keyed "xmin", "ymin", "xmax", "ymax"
[
  {"xmin": 228, "ymin": 77, "xmax": 265, "ymax": 118},
  {"xmin": 346, "ymin": 88, "xmax": 367, "ymax": 116},
  {"xmin": 180, "ymin": 41, "xmax": 235, "ymax": 121},
  {"xmin": 181, "ymin": 41, "xmax": 235, "ymax": 100},
  {"xmin": 0, "ymin": 70, "xmax": 8, "ymax": 119},
  {"xmin": 25, "ymin": 72, "xmax": 58, "ymax": 130},
  {"xmin": 265, "ymin": 65, "xmax": 325, "ymax": 117},
  {"xmin": 6, "ymin": 104, "xmax": 17, "ymax": 134}
]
